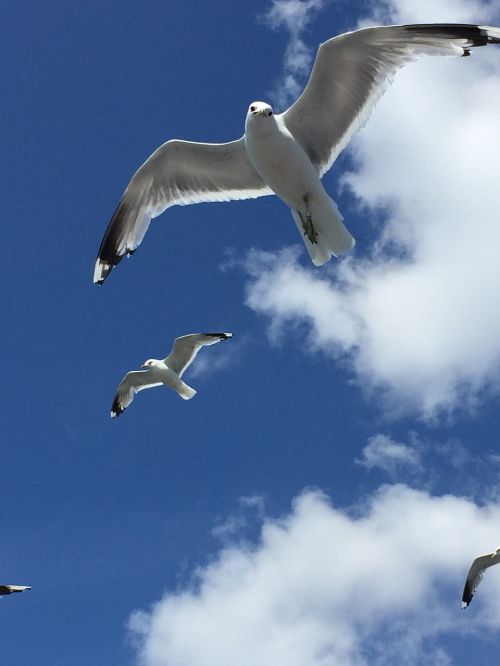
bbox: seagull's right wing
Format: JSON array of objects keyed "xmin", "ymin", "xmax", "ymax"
[
  {"xmin": 94, "ymin": 138, "xmax": 272, "ymax": 284},
  {"xmin": 111, "ymin": 370, "xmax": 163, "ymax": 418},
  {"xmin": 165, "ymin": 332, "xmax": 232, "ymax": 377},
  {"xmin": 461, "ymin": 552, "xmax": 500, "ymax": 607},
  {"xmin": 282, "ymin": 24, "xmax": 500, "ymax": 178}
]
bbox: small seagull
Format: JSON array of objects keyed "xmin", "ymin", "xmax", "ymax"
[
  {"xmin": 0, "ymin": 585, "xmax": 31, "ymax": 596},
  {"xmin": 93, "ymin": 23, "xmax": 500, "ymax": 284},
  {"xmin": 111, "ymin": 332, "xmax": 232, "ymax": 417},
  {"xmin": 462, "ymin": 546, "xmax": 500, "ymax": 608}
]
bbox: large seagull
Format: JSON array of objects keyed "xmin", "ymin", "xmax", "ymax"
[{"xmin": 94, "ymin": 24, "xmax": 500, "ymax": 284}]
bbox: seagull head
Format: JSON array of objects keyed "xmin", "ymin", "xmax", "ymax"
[
  {"xmin": 492, "ymin": 546, "xmax": 500, "ymax": 558},
  {"xmin": 141, "ymin": 359, "xmax": 158, "ymax": 369},
  {"xmin": 247, "ymin": 101, "xmax": 274, "ymax": 119}
]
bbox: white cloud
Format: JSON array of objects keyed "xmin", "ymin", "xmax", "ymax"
[
  {"xmin": 367, "ymin": 0, "xmax": 499, "ymax": 25},
  {"xmin": 244, "ymin": 0, "xmax": 500, "ymax": 418},
  {"xmin": 356, "ymin": 433, "xmax": 422, "ymax": 476},
  {"xmin": 260, "ymin": 0, "xmax": 325, "ymax": 109},
  {"xmin": 212, "ymin": 495, "xmax": 266, "ymax": 541},
  {"xmin": 129, "ymin": 484, "xmax": 500, "ymax": 666}
]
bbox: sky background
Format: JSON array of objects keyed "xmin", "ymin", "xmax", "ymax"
[{"xmin": 2, "ymin": 0, "xmax": 500, "ymax": 664}]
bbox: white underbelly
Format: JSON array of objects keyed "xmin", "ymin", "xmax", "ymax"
[{"xmin": 245, "ymin": 125, "xmax": 324, "ymax": 210}]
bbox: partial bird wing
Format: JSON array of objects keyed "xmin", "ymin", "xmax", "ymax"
[
  {"xmin": 111, "ymin": 370, "xmax": 163, "ymax": 418},
  {"xmin": 94, "ymin": 138, "xmax": 272, "ymax": 283},
  {"xmin": 282, "ymin": 24, "xmax": 500, "ymax": 177},
  {"xmin": 0, "ymin": 585, "xmax": 31, "ymax": 595},
  {"xmin": 461, "ymin": 551, "xmax": 500, "ymax": 607},
  {"xmin": 165, "ymin": 332, "xmax": 233, "ymax": 377}
]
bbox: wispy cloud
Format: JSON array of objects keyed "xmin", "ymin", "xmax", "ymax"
[
  {"xmin": 129, "ymin": 484, "xmax": 500, "ymax": 666},
  {"xmin": 186, "ymin": 335, "xmax": 244, "ymax": 381},
  {"xmin": 355, "ymin": 432, "xmax": 500, "ymax": 500},
  {"xmin": 260, "ymin": 0, "xmax": 326, "ymax": 109},
  {"xmin": 212, "ymin": 495, "xmax": 266, "ymax": 541},
  {"xmin": 356, "ymin": 433, "xmax": 422, "ymax": 476}
]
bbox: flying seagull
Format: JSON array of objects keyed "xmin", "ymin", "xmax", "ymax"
[
  {"xmin": 111, "ymin": 332, "xmax": 232, "ymax": 417},
  {"xmin": 462, "ymin": 546, "xmax": 500, "ymax": 608},
  {"xmin": 93, "ymin": 23, "xmax": 500, "ymax": 284},
  {"xmin": 0, "ymin": 585, "xmax": 31, "ymax": 596}
]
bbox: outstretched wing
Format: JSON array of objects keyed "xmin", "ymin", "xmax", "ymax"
[
  {"xmin": 94, "ymin": 138, "xmax": 272, "ymax": 284},
  {"xmin": 165, "ymin": 332, "xmax": 233, "ymax": 377},
  {"xmin": 461, "ymin": 551, "xmax": 500, "ymax": 607},
  {"xmin": 282, "ymin": 24, "xmax": 500, "ymax": 177},
  {"xmin": 111, "ymin": 370, "xmax": 163, "ymax": 418}
]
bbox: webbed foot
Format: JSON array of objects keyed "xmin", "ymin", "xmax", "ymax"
[{"xmin": 298, "ymin": 211, "xmax": 319, "ymax": 244}]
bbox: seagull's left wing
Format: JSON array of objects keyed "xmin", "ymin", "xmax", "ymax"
[
  {"xmin": 165, "ymin": 332, "xmax": 232, "ymax": 377},
  {"xmin": 94, "ymin": 138, "xmax": 272, "ymax": 284},
  {"xmin": 282, "ymin": 24, "xmax": 500, "ymax": 177},
  {"xmin": 111, "ymin": 370, "xmax": 163, "ymax": 418},
  {"xmin": 461, "ymin": 551, "xmax": 500, "ymax": 607}
]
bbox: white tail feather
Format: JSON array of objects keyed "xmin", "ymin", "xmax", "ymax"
[
  {"xmin": 177, "ymin": 382, "xmax": 197, "ymax": 400},
  {"xmin": 291, "ymin": 195, "xmax": 355, "ymax": 266}
]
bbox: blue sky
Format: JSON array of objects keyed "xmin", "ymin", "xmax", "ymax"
[{"xmin": 2, "ymin": 0, "xmax": 500, "ymax": 664}]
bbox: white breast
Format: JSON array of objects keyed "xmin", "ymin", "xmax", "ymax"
[{"xmin": 244, "ymin": 114, "xmax": 323, "ymax": 209}]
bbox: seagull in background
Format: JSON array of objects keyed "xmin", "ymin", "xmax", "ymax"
[
  {"xmin": 462, "ymin": 546, "xmax": 500, "ymax": 607},
  {"xmin": 93, "ymin": 23, "xmax": 500, "ymax": 284},
  {"xmin": 0, "ymin": 585, "xmax": 31, "ymax": 596},
  {"xmin": 111, "ymin": 332, "xmax": 233, "ymax": 417}
]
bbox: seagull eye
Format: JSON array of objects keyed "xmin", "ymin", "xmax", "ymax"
[
  {"xmin": 268, "ymin": 111, "xmax": 273, "ymax": 116},
  {"xmin": 250, "ymin": 105, "xmax": 256, "ymax": 112}
]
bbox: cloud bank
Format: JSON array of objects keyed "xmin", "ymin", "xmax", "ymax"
[
  {"xmin": 129, "ymin": 484, "xmax": 500, "ymax": 666},
  {"xmin": 244, "ymin": 0, "xmax": 500, "ymax": 418}
]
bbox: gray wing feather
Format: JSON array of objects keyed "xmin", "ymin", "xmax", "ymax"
[
  {"xmin": 165, "ymin": 332, "xmax": 232, "ymax": 377},
  {"xmin": 111, "ymin": 370, "xmax": 163, "ymax": 418},
  {"xmin": 462, "ymin": 551, "xmax": 500, "ymax": 607},
  {"xmin": 94, "ymin": 138, "xmax": 272, "ymax": 283},
  {"xmin": 282, "ymin": 24, "xmax": 500, "ymax": 177}
]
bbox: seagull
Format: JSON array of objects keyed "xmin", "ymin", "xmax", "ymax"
[
  {"xmin": 462, "ymin": 546, "xmax": 500, "ymax": 607},
  {"xmin": 93, "ymin": 23, "xmax": 500, "ymax": 284},
  {"xmin": 0, "ymin": 585, "xmax": 31, "ymax": 596},
  {"xmin": 111, "ymin": 332, "xmax": 232, "ymax": 417}
]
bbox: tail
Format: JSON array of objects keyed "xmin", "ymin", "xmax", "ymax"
[
  {"xmin": 176, "ymin": 381, "xmax": 197, "ymax": 401},
  {"xmin": 291, "ymin": 195, "xmax": 355, "ymax": 266}
]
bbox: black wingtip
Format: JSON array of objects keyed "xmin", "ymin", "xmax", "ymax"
[
  {"xmin": 202, "ymin": 332, "xmax": 233, "ymax": 340},
  {"xmin": 94, "ymin": 201, "xmax": 133, "ymax": 284},
  {"xmin": 403, "ymin": 24, "xmax": 499, "ymax": 50},
  {"xmin": 111, "ymin": 395, "xmax": 124, "ymax": 418},
  {"xmin": 462, "ymin": 583, "xmax": 473, "ymax": 608}
]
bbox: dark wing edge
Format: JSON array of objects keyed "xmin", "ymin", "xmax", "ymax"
[
  {"xmin": 94, "ymin": 201, "xmax": 147, "ymax": 284},
  {"xmin": 461, "ymin": 576, "xmax": 476, "ymax": 608},
  {"xmin": 111, "ymin": 390, "xmax": 126, "ymax": 419},
  {"xmin": 201, "ymin": 332, "xmax": 233, "ymax": 340}
]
